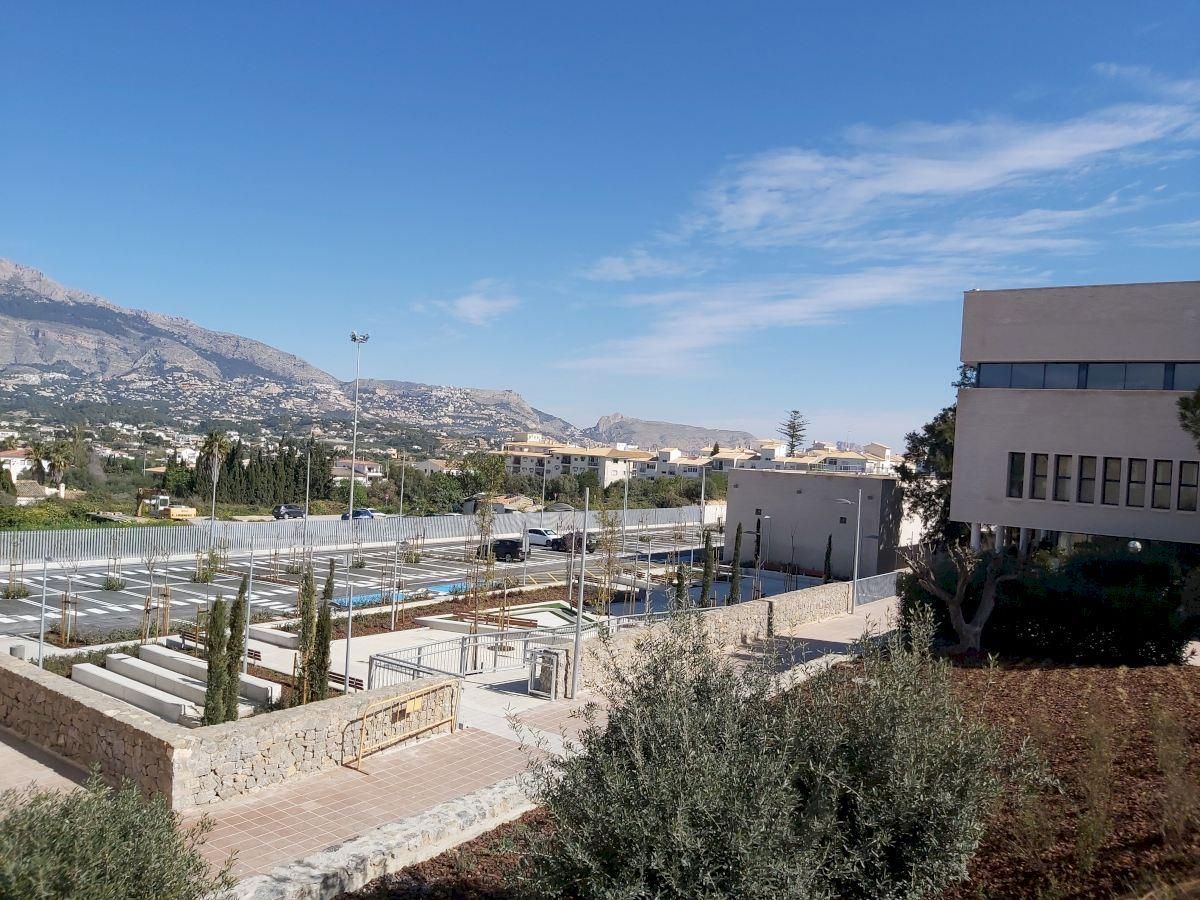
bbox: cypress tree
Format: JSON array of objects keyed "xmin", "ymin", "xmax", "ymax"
[
  {"xmin": 823, "ymin": 534, "xmax": 833, "ymax": 584},
  {"xmin": 728, "ymin": 522, "xmax": 743, "ymax": 605},
  {"xmin": 673, "ymin": 565, "xmax": 688, "ymax": 609},
  {"xmin": 311, "ymin": 597, "xmax": 332, "ymax": 701},
  {"xmin": 202, "ymin": 597, "xmax": 229, "ymax": 726},
  {"xmin": 224, "ymin": 575, "xmax": 248, "ymax": 722},
  {"xmin": 296, "ymin": 564, "xmax": 317, "ymax": 704},
  {"xmin": 322, "ymin": 558, "xmax": 336, "ymax": 603},
  {"xmin": 699, "ymin": 531, "xmax": 714, "ymax": 607}
]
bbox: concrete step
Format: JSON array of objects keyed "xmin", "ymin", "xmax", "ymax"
[
  {"xmin": 71, "ymin": 663, "xmax": 196, "ymax": 724},
  {"xmin": 106, "ymin": 654, "xmax": 254, "ymax": 718},
  {"xmin": 138, "ymin": 643, "xmax": 281, "ymax": 705}
]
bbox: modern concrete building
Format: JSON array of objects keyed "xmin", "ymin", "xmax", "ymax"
[
  {"xmin": 722, "ymin": 469, "xmax": 920, "ymax": 579},
  {"xmin": 949, "ymin": 281, "xmax": 1200, "ymax": 550}
]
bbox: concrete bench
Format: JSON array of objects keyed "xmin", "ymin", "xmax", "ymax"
[
  {"xmin": 138, "ymin": 644, "xmax": 280, "ymax": 705},
  {"xmin": 71, "ymin": 663, "xmax": 196, "ymax": 724},
  {"xmin": 107, "ymin": 653, "xmax": 255, "ymax": 718},
  {"xmin": 248, "ymin": 624, "xmax": 299, "ymax": 650}
]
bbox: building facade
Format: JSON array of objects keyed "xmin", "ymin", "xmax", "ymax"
[
  {"xmin": 949, "ymin": 281, "xmax": 1200, "ymax": 549},
  {"xmin": 722, "ymin": 469, "xmax": 918, "ymax": 579}
]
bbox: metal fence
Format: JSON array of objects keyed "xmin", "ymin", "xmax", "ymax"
[
  {"xmin": 0, "ymin": 504, "xmax": 720, "ymax": 567},
  {"xmin": 853, "ymin": 570, "xmax": 899, "ymax": 605}
]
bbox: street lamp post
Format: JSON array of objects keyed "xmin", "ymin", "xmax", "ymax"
[
  {"xmin": 303, "ymin": 428, "xmax": 313, "ymax": 548},
  {"xmin": 835, "ymin": 488, "xmax": 864, "ymax": 612},
  {"xmin": 569, "ymin": 487, "xmax": 590, "ymax": 698}
]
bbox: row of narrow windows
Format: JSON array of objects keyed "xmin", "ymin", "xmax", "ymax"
[
  {"xmin": 976, "ymin": 362, "xmax": 1200, "ymax": 391},
  {"xmin": 1006, "ymin": 452, "xmax": 1199, "ymax": 512}
]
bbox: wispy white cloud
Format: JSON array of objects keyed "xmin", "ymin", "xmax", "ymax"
[
  {"xmin": 583, "ymin": 248, "xmax": 704, "ymax": 282},
  {"xmin": 1124, "ymin": 218, "xmax": 1200, "ymax": 248},
  {"xmin": 435, "ymin": 280, "xmax": 520, "ymax": 326},
  {"xmin": 563, "ymin": 69, "xmax": 1200, "ymax": 374}
]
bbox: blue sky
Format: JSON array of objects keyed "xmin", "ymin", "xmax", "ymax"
[{"xmin": 3, "ymin": 2, "xmax": 1198, "ymax": 448}]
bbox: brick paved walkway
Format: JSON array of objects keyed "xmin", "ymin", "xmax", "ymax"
[
  {"xmin": 0, "ymin": 727, "xmax": 87, "ymax": 795},
  {"xmin": 188, "ymin": 728, "xmax": 530, "ymax": 880}
]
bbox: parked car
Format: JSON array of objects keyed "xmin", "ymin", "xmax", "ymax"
[
  {"xmin": 476, "ymin": 538, "xmax": 527, "ymax": 563},
  {"xmin": 526, "ymin": 527, "xmax": 559, "ymax": 547},
  {"xmin": 341, "ymin": 508, "xmax": 379, "ymax": 520},
  {"xmin": 551, "ymin": 530, "xmax": 596, "ymax": 553},
  {"xmin": 271, "ymin": 503, "xmax": 305, "ymax": 520}
]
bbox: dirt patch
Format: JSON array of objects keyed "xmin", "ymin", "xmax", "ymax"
[{"xmin": 340, "ymin": 663, "xmax": 1200, "ymax": 900}]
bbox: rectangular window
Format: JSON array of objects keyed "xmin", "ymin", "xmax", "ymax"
[
  {"xmin": 1053, "ymin": 455, "xmax": 1072, "ymax": 501},
  {"xmin": 1180, "ymin": 462, "xmax": 1198, "ymax": 512},
  {"xmin": 1006, "ymin": 452, "xmax": 1025, "ymax": 498},
  {"xmin": 1077, "ymin": 456, "xmax": 1097, "ymax": 503},
  {"xmin": 977, "ymin": 363, "xmax": 1012, "ymax": 388},
  {"xmin": 1176, "ymin": 364, "xmax": 1200, "ymax": 392},
  {"xmin": 1044, "ymin": 363, "xmax": 1080, "ymax": 389},
  {"xmin": 1152, "ymin": 460, "xmax": 1173, "ymax": 510},
  {"xmin": 1126, "ymin": 458, "xmax": 1147, "ymax": 507},
  {"xmin": 1102, "ymin": 457, "xmax": 1121, "ymax": 505},
  {"xmin": 1030, "ymin": 453, "xmax": 1048, "ymax": 500},
  {"xmin": 1010, "ymin": 363, "xmax": 1045, "ymax": 389},
  {"xmin": 1125, "ymin": 363, "xmax": 1166, "ymax": 390},
  {"xmin": 1087, "ymin": 363, "xmax": 1125, "ymax": 389}
]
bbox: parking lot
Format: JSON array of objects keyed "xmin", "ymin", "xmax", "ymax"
[{"xmin": 0, "ymin": 523, "xmax": 705, "ymax": 637}]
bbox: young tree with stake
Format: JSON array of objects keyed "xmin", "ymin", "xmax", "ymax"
[
  {"xmin": 202, "ymin": 597, "xmax": 229, "ymax": 726},
  {"xmin": 699, "ymin": 530, "xmax": 714, "ymax": 607},
  {"xmin": 728, "ymin": 522, "xmax": 743, "ymax": 605},
  {"xmin": 296, "ymin": 564, "xmax": 317, "ymax": 704}
]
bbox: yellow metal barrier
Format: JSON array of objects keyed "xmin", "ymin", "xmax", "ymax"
[{"xmin": 354, "ymin": 681, "xmax": 458, "ymax": 770}]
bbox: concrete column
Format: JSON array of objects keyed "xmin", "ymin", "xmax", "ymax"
[
  {"xmin": 1018, "ymin": 527, "xmax": 1031, "ymax": 557},
  {"xmin": 969, "ymin": 523, "xmax": 981, "ymax": 551}
]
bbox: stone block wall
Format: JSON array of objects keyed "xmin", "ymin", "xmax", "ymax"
[
  {"xmin": 176, "ymin": 678, "xmax": 458, "ymax": 807},
  {"xmin": 0, "ymin": 653, "xmax": 179, "ymax": 804},
  {"xmin": 767, "ymin": 582, "xmax": 851, "ymax": 635},
  {"xmin": 0, "ymin": 653, "xmax": 458, "ymax": 811}
]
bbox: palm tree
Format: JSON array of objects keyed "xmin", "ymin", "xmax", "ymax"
[
  {"xmin": 200, "ymin": 430, "xmax": 232, "ymax": 552},
  {"xmin": 24, "ymin": 441, "xmax": 49, "ymax": 485},
  {"xmin": 47, "ymin": 443, "xmax": 72, "ymax": 489}
]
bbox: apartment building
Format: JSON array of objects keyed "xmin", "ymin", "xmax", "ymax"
[
  {"xmin": 723, "ymin": 468, "xmax": 920, "ymax": 578},
  {"xmin": 949, "ymin": 281, "xmax": 1200, "ymax": 549},
  {"xmin": 494, "ymin": 435, "xmax": 652, "ymax": 489}
]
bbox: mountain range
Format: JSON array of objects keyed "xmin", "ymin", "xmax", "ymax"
[{"xmin": 0, "ymin": 259, "xmax": 758, "ymax": 449}]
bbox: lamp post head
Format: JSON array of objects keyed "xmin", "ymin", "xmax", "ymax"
[{"xmin": 350, "ymin": 332, "xmax": 370, "ymax": 344}]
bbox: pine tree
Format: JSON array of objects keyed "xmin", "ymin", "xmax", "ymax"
[
  {"xmin": 202, "ymin": 598, "xmax": 229, "ymax": 726},
  {"xmin": 777, "ymin": 410, "xmax": 809, "ymax": 457},
  {"xmin": 296, "ymin": 564, "xmax": 317, "ymax": 704},
  {"xmin": 710, "ymin": 442, "xmax": 720, "ymax": 456},
  {"xmin": 224, "ymin": 575, "xmax": 248, "ymax": 722},
  {"xmin": 728, "ymin": 522, "xmax": 743, "ymax": 605},
  {"xmin": 823, "ymin": 534, "xmax": 833, "ymax": 584},
  {"xmin": 699, "ymin": 531, "xmax": 714, "ymax": 607}
]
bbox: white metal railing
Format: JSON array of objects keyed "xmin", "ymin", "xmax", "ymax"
[{"xmin": 0, "ymin": 504, "xmax": 723, "ymax": 566}]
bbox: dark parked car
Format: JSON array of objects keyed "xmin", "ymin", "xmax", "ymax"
[
  {"xmin": 272, "ymin": 504, "xmax": 305, "ymax": 520},
  {"xmin": 341, "ymin": 508, "xmax": 379, "ymax": 520},
  {"xmin": 477, "ymin": 538, "xmax": 527, "ymax": 563},
  {"xmin": 551, "ymin": 530, "xmax": 596, "ymax": 553}
]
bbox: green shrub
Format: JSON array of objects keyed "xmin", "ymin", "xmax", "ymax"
[
  {"xmin": 1, "ymin": 583, "xmax": 30, "ymax": 600},
  {"xmin": 101, "ymin": 575, "xmax": 125, "ymax": 591},
  {"xmin": 41, "ymin": 642, "xmax": 142, "ymax": 678},
  {"xmin": 0, "ymin": 775, "xmax": 233, "ymax": 899},
  {"xmin": 517, "ymin": 611, "xmax": 1027, "ymax": 900},
  {"xmin": 900, "ymin": 546, "xmax": 1188, "ymax": 664}
]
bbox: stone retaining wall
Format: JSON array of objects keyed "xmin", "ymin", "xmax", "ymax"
[{"xmin": 0, "ymin": 653, "xmax": 458, "ymax": 811}]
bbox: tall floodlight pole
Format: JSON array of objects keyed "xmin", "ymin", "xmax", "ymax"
[
  {"xmin": 37, "ymin": 556, "xmax": 50, "ymax": 668},
  {"xmin": 540, "ymin": 455, "xmax": 549, "ymax": 511},
  {"xmin": 621, "ymin": 468, "xmax": 630, "ymax": 556},
  {"xmin": 343, "ymin": 331, "xmax": 369, "ymax": 692},
  {"xmin": 570, "ymin": 487, "xmax": 590, "ymax": 698}
]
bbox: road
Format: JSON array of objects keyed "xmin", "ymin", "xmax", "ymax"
[{"xmin": 0, "ymin": 525, "xmax": 705, "ymax": 638}]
